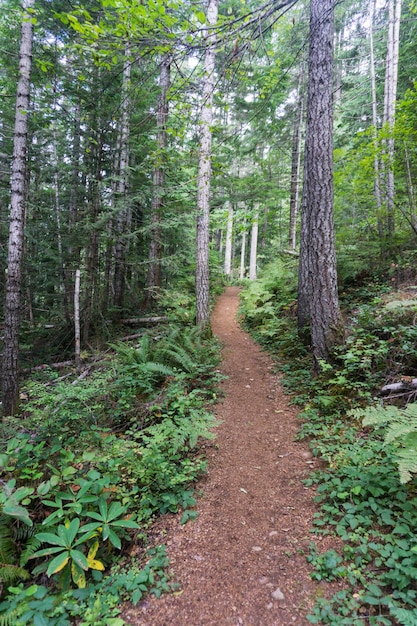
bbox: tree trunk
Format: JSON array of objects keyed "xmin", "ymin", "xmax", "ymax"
[
  {"xmin": 2, "ymin": 0, "xmax": 34, "ymax": 417},
  {"xmin": 249, "ymin": 209, "xmax": 259, "ymax": 281},
  {"xmin": 297, "ymin": 0, "xmax": 343, "ymax": 367},
  {"xmin": 239, "ymin": 217, "xmax": 247, "ymax": 281},
  {"xmin": 224, "ymin": 201, "xmax": 233, "ymax": 277},
  {"xmin": 145, "ymin": 54, "xmax": 171, "ymax": 308},
  {"xmin": 382, "ymin": 0, "xmax": 402, "ymax": 238},
  {"xmin": 74, "ymin": 269, "xmax": 81, "ymax": 372},
  {"xmin": 369, "ymin": 0, "xmax": 383, "ymax": 238},
  {"xmin": 195, "ymin": 0, "xmax": 218, "ymax": 328},
  {"xmin": 289, "ymin": 62, "xmax": 305, "ymax": 251},
  {"xmin": 113, "ymin": 43, "xmax": 132, "ymax": 314}
]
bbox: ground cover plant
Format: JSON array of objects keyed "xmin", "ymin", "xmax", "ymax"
[
  {"xmin": 0, "ymin": 324, "xmax": 221, "ymax": 625},
  {"xmin": 240, "ymin": 253, "xmax": 417, "ymax": 625}
]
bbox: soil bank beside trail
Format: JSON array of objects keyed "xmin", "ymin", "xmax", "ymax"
[{"xmin": 124, "ymin": 286, "xmax": 325, "ymax": 626}]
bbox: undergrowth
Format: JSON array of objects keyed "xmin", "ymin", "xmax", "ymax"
[
  {"xmin": 0, "ymin": 324, "xmax": 222, "ymax": 625},
  {"xmin": 240, "ymin": 257, "xmax": 417, "ymax": 625}
]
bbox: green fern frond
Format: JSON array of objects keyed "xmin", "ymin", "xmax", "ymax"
[
  {"xmin": 390, "ymin": 605, "xmax": 417, "ymax": 625},
  {"xmin": 140, "ymin": 362, "xmax": 175, "ymax": 378},
  {"xmin": 19, "ymin": 534, "xmax": 41, "ymax": 567},
  {"xmin": 112, "ymin": 334, "xmax": 154, "ymax": 366},
  {"xmin": 352, "ymin": 403, "xmax": 417, "ymax": 483},
  {"xmin": 0, "ymin": 562, "xmax": 30, "ymax": 584},
  {"xmin": 357, "ymin": 404, "xmax": 402, "ymax": 427},
  {"xmin": 158, "ymin": 346, "xmax": 197, "ymax": 373},
  {"xmin": 0, "ymin": 519, "xmax": 15, "ymax": 564},
  {"xmin": 0, "ymin": 607, "xmax": 22, "ymax": 626}
]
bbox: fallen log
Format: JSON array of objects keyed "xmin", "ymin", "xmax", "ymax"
[
  {"xmin": 381, "ymin": 378, "xmax": 417, "ymax": 394},
  {"xmin": 119, "ymin": 316, "xmax": 170, "ymax": 325},
  {"xmin": 21, "ymin": 360, "xmax": 74, "ymax": 374}
]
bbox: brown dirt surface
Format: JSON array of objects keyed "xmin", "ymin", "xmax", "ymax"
[{"xmin": 122, "ymin": 286, "xmax": 335, "ymax": 626}]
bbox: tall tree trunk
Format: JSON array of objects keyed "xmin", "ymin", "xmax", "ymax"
[
  {"xmin": 74, "ymin": 269, "xmax": 81, "ymax": 372},
  {"xmin": 239, "ymin": 217, "xmax": 247, "ymax": 281},
  {"xmin": 289, "ymin": 62, "xmax": 305, "ymax": 251},
  {"xmin": 51, "ymin": 66, "xmax": 70, "ymax": 323},
  {"xmin": 113, "ymin": 43, "xmax": 132, "ymax": 315},
  {"xmin": 297, "ymin": 0, "xmax": 343, "ymax": 367},
  {"xmin": 224, "ymin": 201, "xmax": 233, "ymax": 277},
  {"xmin": 2, "ymin": 0, "xmax": 34, "ymax": 417},
  {"xmin": 369, "ymin": 0, "xmax": 383, "ymax": 238},
  {"xmin": 195, "ymin": 0, "xmax": 218, "ymax": 328},
  {"xmin": 145, "ymin": 54, "xmax": 171, "ymax": 309},
  {"xmin": 382, "ymin": 0, "xmax": 402, "ymax": 238},
  {"xmin": 249, "ymin": 209, "xmax": 259, "ymax": 281}
]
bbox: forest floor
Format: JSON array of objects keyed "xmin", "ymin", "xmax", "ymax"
[{"xmin": 122, "ymin": 286, "xmax": 340, "ymax": 626}]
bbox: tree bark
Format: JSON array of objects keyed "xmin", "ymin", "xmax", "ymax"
[
  {"xmin": 2, "ymin": 0, "xmax": 34, "ymax": 417},
  {"xmin": 239, "ymin": 217, "xmax": 247, "ymax": 281},
  {"xmin": 224, "ymin": 201, "xmax": 233, "ymax": 277},
  {"xmin": 369, "ymin": 0, "xmax": 383, "ymax": 238},
  {"xmin": 195, "ymin": 0, "xmax": 218, "ymax": 328},
  {"xmin": 249, "ymin": 209, "xmax": 259, "ymax": 281},
  {"xmin": 297, "ymin": 0, "xmax": 343, "ymax": 367},
  {"xmin": 74, "ymin": 269, "xmax": 81, "ymax": 372},
  {"xmin": 289, "ymin": 62, "xmax": 305, "ymax": 251},
  {"xmin": 145, "ymin": 54, "xmax": 171, "ymax": 308},
  {"xmin": 382, "ymin": 0, "xmax": 402, "ymax": 238},
  {"xmin": 113, "ymin": 43, "xmax": 132, "ymax": 314}
]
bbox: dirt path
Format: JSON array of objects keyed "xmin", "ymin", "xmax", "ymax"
[{"xmin": 124, "ymin": 287, "xmax": 324, "ymax": 625}]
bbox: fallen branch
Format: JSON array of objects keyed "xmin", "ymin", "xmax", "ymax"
[
  {"xmin": 119, "ymin": 332, "xmax": 145, "ymax": 342},
  {"xmin": 119, "ymin": 316, "xmax": 170, "ymax": 325},
  {"xmin": 21, "ymin": 360, "xmax": 74, "ymax": 374},
  {"xmin": 72, "ymin": 366, "xmax": 93, "ymax": 385},
  {"xmin": 381, "ymin": 378, "xmax": 417, "ymax": 394}
]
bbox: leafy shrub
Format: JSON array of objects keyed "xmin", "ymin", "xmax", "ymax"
[
  {"xmin": 350, "ymin": 403, "xmax": 417, "ymax": 484},
  {"xmin": 0, "ymin": 325, "xmax": 221, "ymax": 621}
]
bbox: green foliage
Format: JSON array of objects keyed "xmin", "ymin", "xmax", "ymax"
[
  {"xmin": 0, "ymin": 545, "xmax": 171, "ymax": 625},
  {"xmin": 0, "ymin": 323, "xmax": 220, "ymax": 620},
  {"xmin": 0, "ymin": 480, "xmax": 33, "ymax": 527},
  {"xmin": 307, "ymin": 546, "xmax": 347, "ymax": 582},
  {"xmin": 351, "ymin": 403, "xmax": 417, "ymax": 484},
  {"xmin": 80, "ymin": 498, "xmax": 139, "ymax": 550},
  {"xmin": 31, "ymin": 518, "xmax": 96, "ymax": 589}
]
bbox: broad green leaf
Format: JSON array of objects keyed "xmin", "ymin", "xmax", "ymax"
[
  {"xmin": 111, "ymin": 519, "xmax": 140, "ymax": 529},
  {"xmin": 78, "ymin": 521, "xmax": 101, "ymax": 534},
  {"xmin": 108, "ymin": 528, "xmax": 121, "ymax": 549},
  {"xmin": 108, "ymin": 501, "xmax": 127, "ymax": 522},
  {"xmin": 35, "ymin": 532, "xmax": 66, "ymax": 547},
  {"xmin": 98, "ymin": 497, "xmax": 108, "ymax": 519},
  {"xmin": 30, "ymin": 546, "xmax": 63, "ymax": 559},
  {"xmin": 3, "ymin": 501, "xmax": 33, "ymax": 526},
  {"xmin": 195, "ymin": 10, "xmax": 206, "ymax": 23},
  {"xmin": 70, "ymin": 549, "xmax": 89, "ymax": 571},
  {"xmin": 84, "ymin": 511, "xmax": 104, "ymax": 522},
  {"xmin": 71, "ymin": 561, "xmax": 86, "ymax": 588},
  {"xmin": 47, "ymin": 552, "xmax": 69, "ymax": 576}
]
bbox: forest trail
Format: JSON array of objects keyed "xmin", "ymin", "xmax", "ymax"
[{"xmin": 123, "ymin": 287, "xmax": 325, "ymax": 626}]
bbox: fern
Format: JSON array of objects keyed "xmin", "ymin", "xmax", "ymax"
[
  {"xmin": 157, "ymin": 345, "xmax": 197, "ymax": 373},
  {"xmin": 19, "ymin": 533, "xmax": 41, "ymax": 567},
  {"xmin": 0, "ymin": 515, "xmax": 37, "ymax": 585},
  {"xmin": 390, "ymin": 606, "xmax": 417, "ymax": 626},
  {"xmin": 350, "ymin": 404, "xmax": 417, "ymax": 483},
  {"xmin": 0, "ymin": 563, "xmax": 30, "ymax": 584},
  {"xmin": 0, "ymin": 607, "xmax": 22, "ymax": 626}
]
